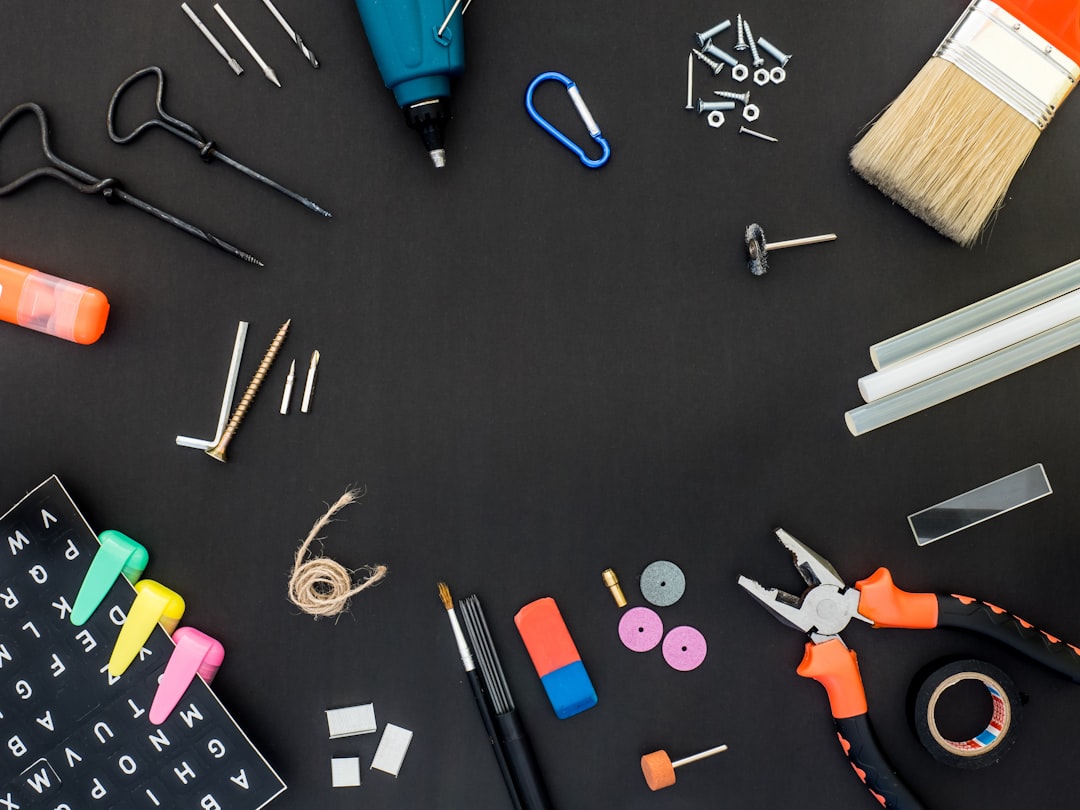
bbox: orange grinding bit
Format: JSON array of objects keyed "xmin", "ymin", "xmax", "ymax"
[
  {"xmin": 640, "ymin": 743, "xmax": 728, "ymax": 791},
  {"xmin": 640, "ymin": 751, "xmax": 677, "ymax": 790}
]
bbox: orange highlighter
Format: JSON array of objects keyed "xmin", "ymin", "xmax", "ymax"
[{"xmin": 0, "ymin": 257, "xmax": 109, "ymax": 344}]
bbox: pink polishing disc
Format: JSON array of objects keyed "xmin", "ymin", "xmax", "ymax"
[
  {"xmin": 618, "ymin": 606, "xmax": 664, "ymax": 652},
  {"xmin": 662, "ymin": 625, "xmax": 707, "ymax": 671}
]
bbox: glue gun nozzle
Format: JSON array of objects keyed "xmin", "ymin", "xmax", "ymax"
[{"xmin": 429, "ymin": 149, "xmax": 447, "ymax": 168}]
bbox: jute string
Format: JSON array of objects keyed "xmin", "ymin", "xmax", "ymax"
[{"xmin": 287, "ymin": 488, "xmax": 388, "ymax": 617}]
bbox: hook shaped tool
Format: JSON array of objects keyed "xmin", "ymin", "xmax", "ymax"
[
  {"xmin": 108, "ymin": 67, "xmax": 331, "ymax": 217},
  {"xmin": 0, "ymin": 102, "xmax": 261, "ymax": 265},
  {"xmin": 525, "ymin": 72, "xmax": 610, "ymax": 169}
]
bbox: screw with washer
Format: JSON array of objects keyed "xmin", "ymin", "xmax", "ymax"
[
  {"xmin": 735, "ymin": 13, "xmax": 747, "ymax": 49},
  {"xmin": 714, "ymin": 90, "xmax": 750, "ymax": 105},
  {"xmin": 695, "ymin": 18, "xmax": 731, "ymax": 47},
  {"xmin": 742, "ymin": 20, "xmax": 765, "ymax": 66},
  {"xmin": 703, "ymin": 41, "xmax": 740, "ymax": 67},
  {"xmin": 739, "ymin": 126, "xmax": 778, "ymax": 142},
  {"xmin": 691, "ymin": 48, "xmax": 724, "ymax": 76},
  {"xmin": 757, "ymin": 36, "xmax": 792, "ymax": 67},
  {"xmin": 698, "ymin": 99, "xmax": 736, "ymax": 114}
]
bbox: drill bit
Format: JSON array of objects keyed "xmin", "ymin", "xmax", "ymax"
[
  {"xmin": 261, "ymin": 0, "xmax": 319, "ymax": 68},
  {"xmin": 215, "ymin": 3, "xmax": 281, "ymax": 88},
  {"xmin": 301, "ymin": 349, "xmax": 320, "ymax": 413},
  {"xmin": 280, "ymin": 358, "xmax": 295, "ymax": 414},
  {"xmin": 207, "ymin": 319, "xmax": 291, "ymax": 462},
  {"xmin": 181, "ymin": 3, "xmax": 244, "ymax": 76}
]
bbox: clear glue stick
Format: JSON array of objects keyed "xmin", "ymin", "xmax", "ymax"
[{"xmin": 0, "ymin": 257, "xmax": 109, "ymax": 344}]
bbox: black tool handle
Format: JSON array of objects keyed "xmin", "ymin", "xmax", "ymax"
[
  {"xmin": 495, "ymin": 710, "xmax": 553, "ymax": 810},
  {"xmin": 936, "ymin": 594, "xmax": 1080, "ymax": 683},
  {"xmin": 834, "ymin": 714, "xmax": 926, "ymax": 810},
  {"xmin": 466, "ymin": 671, "xmax": 523, "ymax": 810}
]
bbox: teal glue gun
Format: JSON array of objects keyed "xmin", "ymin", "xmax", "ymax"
[{"xmin": 353, "ymin": 0, "xmax": 465, "ymax": 167}]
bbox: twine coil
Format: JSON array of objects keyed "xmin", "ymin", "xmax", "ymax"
[{"xmin": 288, "ymin": 488, "xmax": 388, "ymax": 617}]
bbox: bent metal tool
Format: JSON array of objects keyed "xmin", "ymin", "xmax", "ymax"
[
  {"xmin": 108, "ymin": 67, "xmax": 331, "ymax": 217},
  {"xmin": 0, "ymin": 102, "xmax": 262, "ymax": 265},
  {"xmin": 738, "ymin": 527, "xmax": 1080, "ymax": 809}
]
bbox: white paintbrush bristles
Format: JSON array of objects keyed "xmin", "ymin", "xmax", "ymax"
[{"xmin": 850, "ymin": 57, "xmax": 1041, "ymax": 248}]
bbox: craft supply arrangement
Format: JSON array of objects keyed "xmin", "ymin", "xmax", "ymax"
[{"xmin": 4, "ymin": 1, "xmax": 1080, "ymax": 809}]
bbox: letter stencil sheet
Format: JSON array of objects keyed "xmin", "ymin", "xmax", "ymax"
[{"xmin": 0, "ymin": 476, "xmax": 286, "ymax": 809}]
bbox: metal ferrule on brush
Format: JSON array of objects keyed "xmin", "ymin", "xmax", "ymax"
[{"xmin": 935, "ymin": 0, "xmax": 1079, "ymax": 129}]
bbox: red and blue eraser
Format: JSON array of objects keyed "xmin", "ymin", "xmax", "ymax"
[{"xmin": 514, "ymin": 596, "xmax": 597, "ymax": 719}]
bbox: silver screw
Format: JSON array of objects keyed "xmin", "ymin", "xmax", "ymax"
[
  {"xmin": 742, "ymin": 20, "xmax": 765, "ymax": 67},
  {"xmin": 714, "ymin": 90, "xmax": 750, "ymax": 105},
  {"xmin": 735, "ymin": 14, "xmax": 747, "ymax": 50},
  {"xmin": 756, "ymin": 36, "xmax": 792, "ymax": 67},
  {"xmin": 686, "ymin": 52, "xmax": 695, "ymax": 110},
  {"xmin": 703, "ymin": 40, "xmax": 740, "ymax": 67},
  {"xmin": 739, "ymin": 125, "xmax": 778, "ymax": 142},
  {"xmin": 691, "ymin": 48, "xmax": 724, "ymax": 76},
  {"xmin": 698, "ymin": 99, "xmax": 736, "ymax": 114},
  {"xmin": 695, "ymin": 18, "xmax": 731, "ymax": 47}
]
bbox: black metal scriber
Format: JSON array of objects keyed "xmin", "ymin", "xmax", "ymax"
[
  {"xmin": 0, "ymin": 102, "xmax": 262, "ymax": 266},
  {"xmin": 108, "ymin": 67, "xmax": 331, "ymax": 218}
]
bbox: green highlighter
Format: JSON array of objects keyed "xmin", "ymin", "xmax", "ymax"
[{"xmin": 71, "ymin": 530, "xmax": 149, "ymax": 626}]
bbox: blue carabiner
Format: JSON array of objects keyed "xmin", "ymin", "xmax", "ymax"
[{"xmin": 525, "ymin": 71, "xmax": 611, "ymax": 169}]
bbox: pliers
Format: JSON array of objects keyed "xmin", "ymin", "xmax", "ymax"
[{"xmin": 738, "ymin": 528, "xmax": 1080, "ymax": 810}]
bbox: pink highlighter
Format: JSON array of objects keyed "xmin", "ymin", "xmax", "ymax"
[
  {"xmin": 150, "ymin": 627, "xmax": 226, "ymax": 725},
  {"xmin": 0, "ymin": 256, "xmax": 109, "ymax": 344}
]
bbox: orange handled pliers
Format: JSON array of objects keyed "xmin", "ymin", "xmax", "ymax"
[{"xmin": 738, "ymin": 528, "xmax": 1080, "ymax": 810}]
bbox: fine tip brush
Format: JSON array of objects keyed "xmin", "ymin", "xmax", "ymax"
[
  {"xmin": 437, "ymin": 583, "xmax": 522, "ymax": 810},
  {"xmin": 849, "ymin": 0, "xmax": 1080, "ymax": 247}
]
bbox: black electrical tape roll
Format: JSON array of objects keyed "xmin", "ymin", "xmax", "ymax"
[{"xmin": 913, "ymin": 658, "xmax": 1022, "ymax": 769}]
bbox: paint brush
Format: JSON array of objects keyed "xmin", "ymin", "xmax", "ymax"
[
  {"xmin": 850, "ymin": 0, "xmax": 1080, "ymax": 247},
  {"xmin": 437, "ymin": 583, "xmax": 522, "ymax": 809}
]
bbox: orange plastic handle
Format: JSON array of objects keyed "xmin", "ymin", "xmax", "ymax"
[
  {"xmin": 856, "ymin": 568, "xmax": 938, "ymax": 629},
  {"xmin": 1000, "ymin": 0, "xmax": 1080, "ymax": 63},
  {"xmin": 797, "ymin": 638, "xmax": 868, "ymax": 720}
]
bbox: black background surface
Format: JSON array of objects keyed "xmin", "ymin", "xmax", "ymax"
[{"xmin": 4, "ymin": 1, "xmax": 1080, "ymax": 808}]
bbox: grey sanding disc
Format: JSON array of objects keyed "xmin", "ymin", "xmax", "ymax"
[{"xmin": 639, "ymin": 560, "xmax": 685, "ymax": 607}]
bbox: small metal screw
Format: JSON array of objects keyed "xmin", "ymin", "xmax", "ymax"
[
  {"xmin": 735, "ymin": 13, "xmax": 747, "ymax": 50},
  {"xmin": 691, "ymin": 48, "xmax": 724, "ymax": 76},
  {"xmin": 756, "ymin": 36, "xmax": 792, "ymax": 67},
  {"xmin": 703, "ymin": 40, "xmax": 740, "ymax": 67},
  {"xmin": 686, "ymin": 52, "xmax": 695, "ymax": 109},
  {"xmin": 697, "ymin": 99, "xmax": 736, "ymax": 114},
  {"xmin": 739, "ymin": 125, "xmax": 778, "ymax": 143},
  {"xmin": 714, "ymin": 90, "xmax": 750, "ymax": 105},
  {"xmin": 695, "ymin": 18, "xmax": 731, "ymax": 47},
  {"xmin": 743, "ymin": 20, "xmax": 765, "ymax": 67}
]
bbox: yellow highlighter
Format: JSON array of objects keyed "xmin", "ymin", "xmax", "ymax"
[{"xmin": 109, "ymin": 580, "xmax": 185, "ymax": 678}]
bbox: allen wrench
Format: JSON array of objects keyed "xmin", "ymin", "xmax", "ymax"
[{"xmin": 176, "ymin": 321, "xmax": 249, "ymax": 450}]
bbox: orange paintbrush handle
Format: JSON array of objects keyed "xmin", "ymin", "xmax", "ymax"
[{"xmin": 1001, "ymin": 0, "xmax": 1080, "ymax": 63}]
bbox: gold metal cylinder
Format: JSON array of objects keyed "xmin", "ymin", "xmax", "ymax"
[{"xmin": 602, "ymin": 568, "xmax": 627, "ymax": 607}]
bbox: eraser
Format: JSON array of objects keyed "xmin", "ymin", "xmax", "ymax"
[
  {"xmin": 331, "ymin": 757, "xmax": 362, "ymax": 787},
  {"xmin": 515, "ymin": 597, "xmax": 597, "ymax": 719},
  {"xmin": 326, "ymin": 704, "xmax": 377, "ymax": 738}
]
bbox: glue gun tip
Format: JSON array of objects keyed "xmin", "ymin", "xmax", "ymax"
[{"xmin": 429, "ymin": 149, "xmax": 446, "ymax": 168}]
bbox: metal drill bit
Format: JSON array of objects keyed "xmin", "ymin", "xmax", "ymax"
[
  {"xmin": 280, "ymin": 359, "xmax": 295, "ymax": 414},
  {"xmin": 181, "ymin": 3, "xmax": 244, "ymax": 76},
  {"xmin": 207, "ymin": 319, "xmax": 291, "ymax": 462},
  {"xmin": 214, "ymin": 4, "xmax": 281, "ymax": 87},
  {"xmin": 261, "ymin": 0, "xmax": 318, "ymax": 68},
  {"xmin": 301, "ymin": 349, "xmax": 319, "ymax": 413}
]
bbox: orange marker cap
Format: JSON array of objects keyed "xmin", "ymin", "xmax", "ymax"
[{"xmin": 0, "ymin": 257, "xmax": 109, "ymax": 344}]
